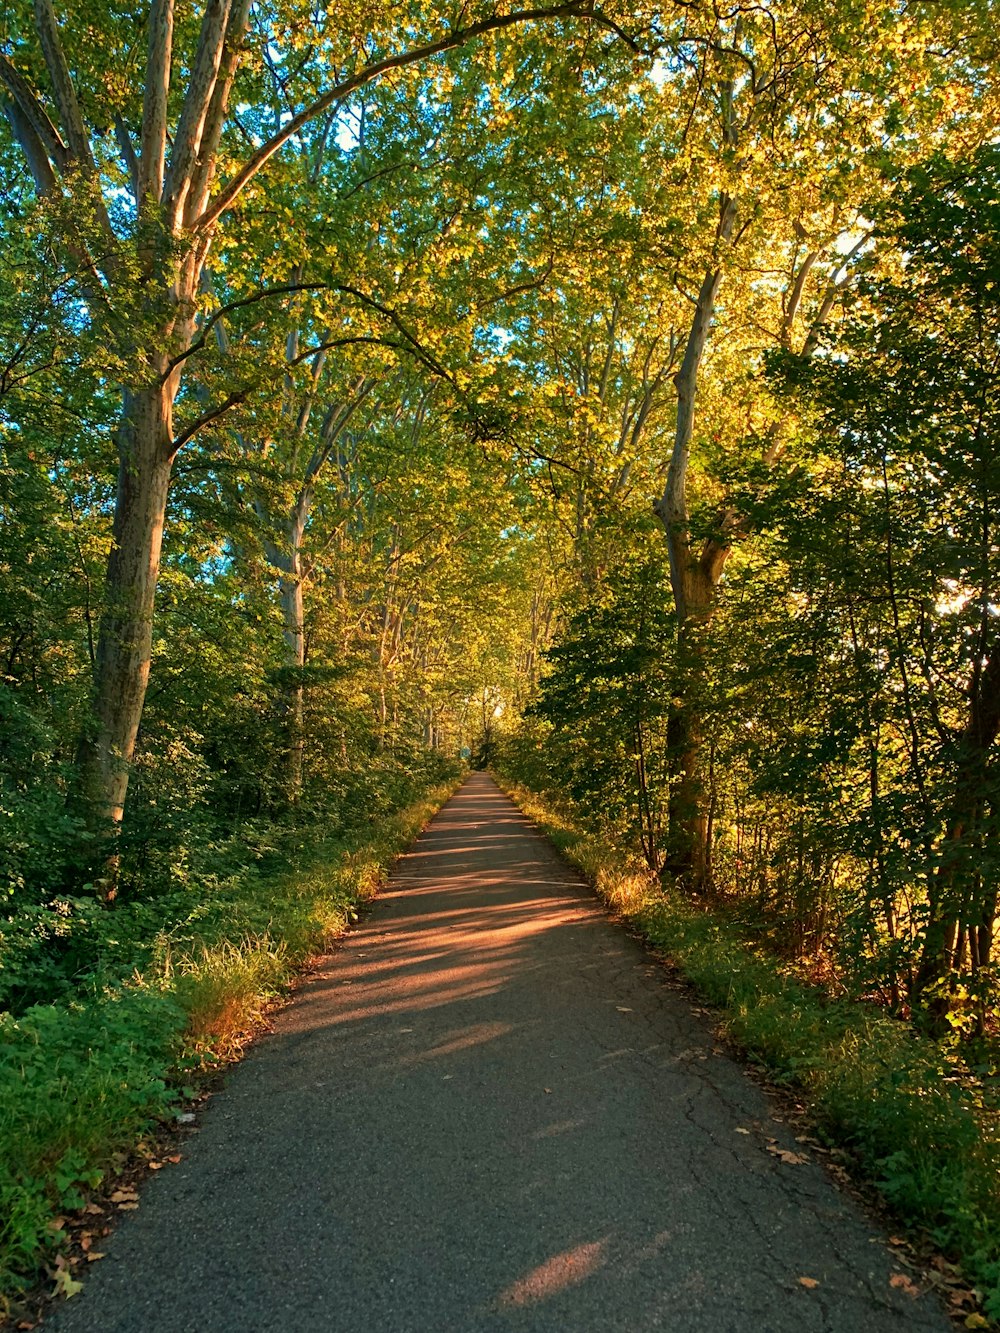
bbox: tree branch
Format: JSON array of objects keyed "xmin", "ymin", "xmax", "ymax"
[
  {"xmin": 0, "ymin": 52, "xmax": 69, "ymax": 170},
  {"xmin": 32, "ymin": 0, "xmax": 93, "ymax": 168},
  {"xmin": 2, "ymin": 98, "xmax": 58, "ymax": 195},
  {"xmin": 114, "ymin": 114, "xmax": 140, "ymax": 198},
  {"xmin": 192, "ymin": 0, "xmax": 608, "ymax": 231},
  {"xmin": 183, "ymin": 0, "xmax": 251, "ymax": 227},
  {"xmin": 164, "ymin": 0, "xmax": 232, "ymax": 225},
  {"xmin": 160, "ymin": 281, "xmax": 330, "ymax": 378},
  {"xmin": 138, "ymin": 0, "xmax": 174, "ymax": 205},
  {"xmin": 170, "ymin": 387, "xmax": 248, "ymax": 455}
]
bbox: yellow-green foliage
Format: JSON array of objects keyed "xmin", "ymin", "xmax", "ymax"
[{"xmin": 500, "ymin": 779, "xmax": 1000, "ymax": 1319}]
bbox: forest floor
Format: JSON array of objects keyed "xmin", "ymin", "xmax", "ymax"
[{"xmin": 44, "ymin": 773, "xmax": 949, "ymax": 1332}]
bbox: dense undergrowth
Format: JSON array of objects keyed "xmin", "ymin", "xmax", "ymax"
[
  {"xmin": 0, "ymin": 774, "xmax": 460, "ymax": 1313},
  {"xmin": 499, "ymin": 777, "xmax": 1000, "ymax": 1320}
]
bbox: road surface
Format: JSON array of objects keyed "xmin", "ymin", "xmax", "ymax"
[{"xmin": 49, "ymin": 773, "xmax": 948, "ymax": 1332}]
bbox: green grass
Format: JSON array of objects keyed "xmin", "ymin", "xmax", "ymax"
[
  {"xmin": 0, "ymin": 777, "xmax": 459, "ymax": 1311},
  {"xmin": 500, "ymin": 779, "xmax": 1000, "ymax": 1320}
]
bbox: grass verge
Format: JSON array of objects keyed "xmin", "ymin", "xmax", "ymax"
[
  {"xmin": 500, "ymin": 778, "xmax": 1000, "ymax": 1322},
  {"xmin": 0, "ymin": 777, "xmax": 459, "ymax": 1314}
]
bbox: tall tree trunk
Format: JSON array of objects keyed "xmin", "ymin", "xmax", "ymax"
[
  {"xmin": 278, "ymin": 563, "xmax": 306, "ymax": 802},
  {"xmin": 75, "ymin": 382, "xmax": 175, "ymax": 886},
  {"xmin": 914, "ymin": 645, "xmax": 1000, "ymax": 1025},
  {"xmin": 663, "ymin": 563, "xmax": 716, "ymax": 885},
  {"xmin": 653, "ymin": 195, "xmax": 737, "ymax": 888},
  {"xmin": 278, "ymin": 492, "xmax": 310, "ymax": 802}
]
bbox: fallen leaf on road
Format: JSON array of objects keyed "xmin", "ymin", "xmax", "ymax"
[
  {"xmin": 544, "ymin": 1088, "xmax": 552, "ymax": 1093},
  {"xmin": 890, "ymin": 1274, "xmax": 920, "ymax": 1296},
  {"xmin": 735, "ymin": 1127, "xmax": 751, "ymax": 1135},
  {"xmin": 84, "ymin": 1203, "xmax": 104, "ymax": 1215},
  {"xmin": 110, "ymin": 1189, "xmax": 138, "ymax": 1203},
  {"xmin": 799, "ymin": 1277, "xmax": 820, "ymax": 1289},
  {"xmin": 616, "ymin": 1007, "xmax": 633, "ymax": 1013},
  {"xmin": 766, "ymin": 1145, "xmax": 810, "ymax": 1164},
  {"xmin": 86, "ymin": 1253, "xmax": 106, "ymax": 1263},
  {"xmin": 166, "ymin": 1154, "xmax": 182, "ymax": 1164},
  {"xmin": 117, "ymin": 1202, "xmax": 139, "ymax": 1211},
  {"xmin": 52, "ymin": 1260, "xmax": 83, "ymax": 1300}
]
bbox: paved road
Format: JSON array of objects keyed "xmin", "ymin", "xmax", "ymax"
[{"xmin": 49, "ymin": 774, "xmax": 948, "ymax": 1332}]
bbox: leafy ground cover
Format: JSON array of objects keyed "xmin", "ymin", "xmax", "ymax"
[
  {"xmin": 0, "ymin": 777, "xmax": 460, "ymax": 1316},
  {"xmin": 500, "ymin": 778, "xmax": 1000, "ymax": 1324}
]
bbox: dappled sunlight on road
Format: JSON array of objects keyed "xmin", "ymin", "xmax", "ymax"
[
  {"xmin": 498, "ymin": 1239, "xmax": 610, "ymax": 1308},
  {"xmin": 284, "ymin": 782, "xmax": 606, "ymax": 1036}
]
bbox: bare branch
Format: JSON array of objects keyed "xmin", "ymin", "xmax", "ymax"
[
  {"xmin": 474, "ymin": 257, "xmax": 555, "ymax": 314},
  {"xmin": 336, "ymin": 283, "xmax": 457, "ymax": 384},
  {"xmin": 303, "ymin": 378, "xmax": 378, "ymax": 485}
]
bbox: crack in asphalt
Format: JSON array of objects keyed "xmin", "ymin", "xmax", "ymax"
[{"xmin": 49, "ymin": 774, "xmax": 950, "ymax": 1333}]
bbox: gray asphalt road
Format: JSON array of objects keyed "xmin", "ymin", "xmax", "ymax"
[{"xmin": 49, "ymin": 773, "xmax": 949, "ymax": 1332}]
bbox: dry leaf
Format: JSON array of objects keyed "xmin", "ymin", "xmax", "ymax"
[
  {"xmin": 766, "ymin": 1145, "xmax": 810, "ymax": 1165},
  {"xmin": 110, "ymin": 1189, "xmax": 138, "ymax": 1203},
  {"xmin": 799, "ymin": 1277, "xmax": 820, "ymax": 1289},
  {"xmin": 616, "ymin": 1006, "xmax": 633, "ymax": 1013},
  {"xmin": 889, "ymin": 1274, "xmax": 919, "ymax": 1296},
  {"xmin": 52, "ymin": 1267, "xmax": 83, "ymax": 1300},
  {"xmin": 117, "ymin": 1202, "xmax": 139, "ymax": 1212},
  {"xmin": 148, "ymin": 1161, "xmax": 163, "ymax": 1171},
  {"xmin": 166, "ymin": 1154, "xmax": 182, "ymax": 1164},
  {"xmin": 83, "ymin": 1203, "xmax": 104, "ymax": 1216},
  {"xmin": 735, "ymin": 1127, "xmax": 751, "ymax": 1135},
  {"xmin": 86, "ymin": 1253, "xmax": 106, "ymax": 1263}
]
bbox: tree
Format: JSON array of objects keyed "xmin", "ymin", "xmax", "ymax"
[
  {"xmin": 644, "ymin": 0, "xmax": 987, "ymax": 884},
  {"xmin": 772, "ymin": 145, "xmax": 1000, "ymax": 1027},
  {"xmin": 0, "ymin": 0, "xmax": 615, "ymax": 880}
]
